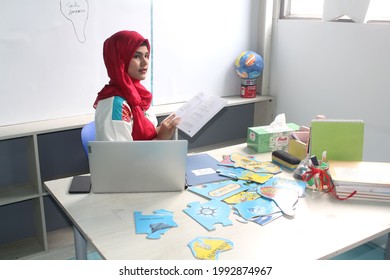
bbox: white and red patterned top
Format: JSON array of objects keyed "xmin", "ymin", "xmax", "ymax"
[{"xmin": 94, "ymin": 96, "xmax": 157, "ymax": 141}]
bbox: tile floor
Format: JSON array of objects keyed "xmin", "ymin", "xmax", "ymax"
[{"xmin": 331, "ymin": 242, "xmax": 385, "ymax": 260}]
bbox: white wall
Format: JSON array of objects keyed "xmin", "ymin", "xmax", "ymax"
[{"xmin": 270, "ymin": 20, "xmax": 390, "ymax": 162}]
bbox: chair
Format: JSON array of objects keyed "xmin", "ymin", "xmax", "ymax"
[{"xmin": 81, "ymin": 121, "xmax": 96, "ymax": 158}]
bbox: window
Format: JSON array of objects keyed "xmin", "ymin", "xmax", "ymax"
[
  {"xmin": 281, "ymin": 0, "xmax": 323, "ymax": 19},
  {"xmin": 281, "ymin": 0, "xmax": 390, "ymax": 22},
  {"xmin": 366, "ymin": 0, "xmax": 390, "ymax": 22}
]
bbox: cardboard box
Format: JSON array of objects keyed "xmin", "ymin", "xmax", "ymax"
[{"xmin": 247, "ymin": 123, "xmax": 300, "ymax": 153}]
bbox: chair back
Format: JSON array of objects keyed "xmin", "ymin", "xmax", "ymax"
[{"xmin": 81, "ymin": 121, "xmax": 96, "ymax": 158}]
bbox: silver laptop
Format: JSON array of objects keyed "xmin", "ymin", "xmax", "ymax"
[{"xmin": 88, "ymin": 140, "xmax": 188, "ymax": 193}]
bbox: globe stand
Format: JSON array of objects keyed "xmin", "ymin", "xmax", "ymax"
[
  {"xmin": 240, "ymin": 79, "xmax": 257, "ymax": 98},
  {"xmin": 235, "ymin": 51, "xmax": 263, "ymax": 99}
]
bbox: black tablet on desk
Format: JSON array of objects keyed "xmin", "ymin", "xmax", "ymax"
[{"xmin": 69, "ymin": 175, "xmax": 91, "ymax": 194}]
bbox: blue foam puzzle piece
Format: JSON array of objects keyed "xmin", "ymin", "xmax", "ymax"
[
  {"xmin": 233, "ymin": 197, "xmax": 281, "ymax": 220},
  {"xmin": 134, "ymin": 210, "xmax": 177, "ymax": 239},
  {"xmin": 183, "ymin": 199, "xmax": 232, "ymax": 231},
  {"xmin": 188, "ymin": 179, "xmax": 253, "ymax": 201}
]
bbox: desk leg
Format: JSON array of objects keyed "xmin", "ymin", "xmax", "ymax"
[
  {"xmin": 73, "ymin": 225, "xmax": 87, "ymax": 260},
  {"xmin": 385, "ymin": 233, "xmax": 390, "ymax": 260}
]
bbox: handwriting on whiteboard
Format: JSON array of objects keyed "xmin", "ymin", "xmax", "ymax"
[{"xmin": 59, "ymin": 0, "xmax": 89, "ymax": 43}]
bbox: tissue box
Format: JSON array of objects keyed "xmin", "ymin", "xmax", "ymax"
[{"xmin": 247, "ymin": 123, "xmax": 300, "ymax": 153}]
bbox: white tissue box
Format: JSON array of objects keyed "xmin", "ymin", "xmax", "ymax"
[{"xmin": 247, "ymin": 123, "xmax": 300, "ymax": 153}]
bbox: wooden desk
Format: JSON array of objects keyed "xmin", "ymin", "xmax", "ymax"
[{"xmin": 44, "ymin": 143, "xmax": 390, "ymax": 260}]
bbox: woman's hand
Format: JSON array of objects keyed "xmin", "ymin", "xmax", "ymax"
[{"xmin": 155, "ymin": 113, "xmax": 181, "ymax": 140}]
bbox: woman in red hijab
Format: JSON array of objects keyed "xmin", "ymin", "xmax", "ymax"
[{"xmin": 94, "ymin": 30, "xmax": 180, "ymax": 141}]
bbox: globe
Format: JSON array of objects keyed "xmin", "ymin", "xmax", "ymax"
[{"xmin": 234, "ymin": 51, "xmax": 264, "ymax": 79}]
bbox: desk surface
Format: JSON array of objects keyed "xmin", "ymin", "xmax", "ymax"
[{"xmin": 44, "ymin": 143, "xmax": 390, "ymax": 260}]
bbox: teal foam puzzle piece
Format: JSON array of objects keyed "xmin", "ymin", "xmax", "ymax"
[{"xmin": 183, "ymin": 200, "xmax": 232, "ymax": 231}]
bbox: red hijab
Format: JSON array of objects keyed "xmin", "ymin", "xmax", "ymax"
[{"xmin": 94, "ymin": 30, "xmax": 157, "ymax": 140}]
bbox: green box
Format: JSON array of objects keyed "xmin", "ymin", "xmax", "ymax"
[{"xmin": 247, "ymin": 123, "xmax": 300, "ymax": 153}]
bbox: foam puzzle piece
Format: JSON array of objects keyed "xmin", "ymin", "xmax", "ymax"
[
  {"xmin": 223, "ymin": 190, "xmax": 260, "ymax": 204},
  {"xmin": 217, "ymin": 167, "xmax": 273, "ymax": 184},
  {"xmin": 233, "ymin": 197, "xmax": 281, "ymax": 220},
  {"xmin": 258, "ymin": 177, "xmax": 307, "ymax": 198},
  {"xmin": 188, "ymin": 236, "xmax": 234, "ymax": 260},
  {"xmin": 183, "ymin": 199, "xmax": 232, "ymax": 231},
  {"xmin": 218, "ymin": 153, "xmax": 282, "ymax": 174},
  {"xmin": 134, "ymin": 209, "xmax": 177, "ymax": 239},
  {"xmin": 218, "ymin": 154, "xmax": 251, "ymax": 166},
  {"xmin": 250, "ymin": 212, "xmax": 284, "ymax": 226},
  {"xmin": 188, "ymin": 179, "xmax": 254, "ymax": 201}
]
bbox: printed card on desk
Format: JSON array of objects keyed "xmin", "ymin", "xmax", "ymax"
[{"xmin": 186, "ymin": 153, "xmax": 227, "ymax": 186}]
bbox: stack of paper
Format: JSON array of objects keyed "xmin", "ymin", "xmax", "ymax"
[{"xmin": 328, "ymin": 160, "xmax": 390, "ymax": 201}]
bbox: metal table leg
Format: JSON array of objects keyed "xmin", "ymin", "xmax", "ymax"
[{"xmin": 73, "ymin": 225, "xmax": 87, "ymax": 260}]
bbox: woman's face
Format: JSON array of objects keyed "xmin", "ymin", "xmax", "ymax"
[{"xmin": 127, "ymin": 45, "xmax": 149, "ymax": 80}]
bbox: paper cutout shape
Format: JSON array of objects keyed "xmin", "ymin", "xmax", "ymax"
[
  {"xmin": 233, "ymin": 197, "xmax": 281, "ymax": 220},
  {"xmin": 258, "ymin": 186, "xmax": 299, "ymax": 217},
  {"xmin": 134, "ymin": 209, "xmax": 177, "ymax": 239},
  {"xmin": 188, "ymin": 179, "xmax": 254, "ymax": 201},
  {"xmin": 218, "ymin": 153, "xmax": 282, "ymax": 174},
  {"xmin": 217, "ymin": 167, "xmax": 273, "ymax": 184},
  {"xmin": 259, "ymin": 177, "xmax": 307, "ymax": 198},
  {"xmin": 188, "ymin": 237, "xmax": 234, "ymax": 260},
  {"xmin": 183, "ymin": 200, "xmax": 232, "ymax": 231},
  {"xmin": 223, "ymin": 190, "xmax": 260, "ymax": 204}
]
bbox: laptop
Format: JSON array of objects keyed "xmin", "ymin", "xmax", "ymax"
[{"xmin": 88, "ymin": 140, "xmax": 188, "ymax": 193}]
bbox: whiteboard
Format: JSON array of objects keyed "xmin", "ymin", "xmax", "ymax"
[{"xmin": 0, "ymin": 0, "xmax": 259, "ymax": 126}]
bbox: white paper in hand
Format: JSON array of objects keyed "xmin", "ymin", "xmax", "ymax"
[{"xmin": 174, "ymin": 92, "xmax": 227, "ymax": 137}]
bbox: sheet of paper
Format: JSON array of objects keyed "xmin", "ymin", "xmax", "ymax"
[{"xmin": 175, "ymin": 92, "xmax": 227, "ymax": 137}]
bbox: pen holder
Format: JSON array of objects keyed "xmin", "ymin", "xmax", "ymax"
[
  {"xmin": 302, "ymin": 162, "xmax": 330, "ymax": 192},
  {"xmin": 301, "ymin": 161, "xmax": 357, "ymax": 201},
  {"xmin": 293, "ymin": 155, "xmax": 330, "ymax": 192}
]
